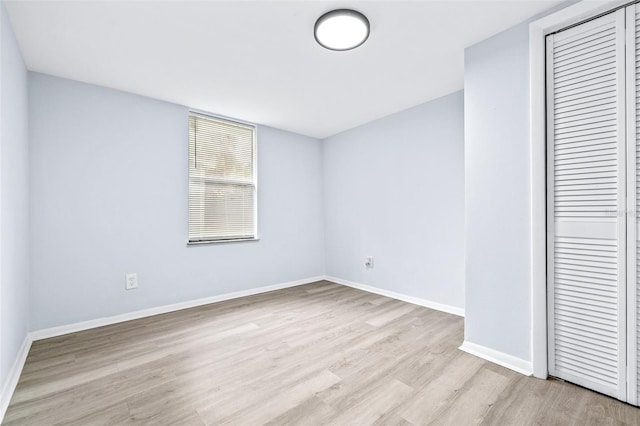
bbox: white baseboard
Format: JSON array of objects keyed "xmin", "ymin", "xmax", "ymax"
[
  {"xmin": 0, "ymin": 335, "xmax": 32, "ymax": 423},
  {"xmin": 30, "ymin": 276, "xmax": 325, "ymax": 341},
  {"xmin": 459, "ymin": 340, "xmax": 533, "ymax": 376},
  {"xmin": 31, "ymin": 275, "xmax": 464, "ymax": 341},
  {"xmin": 325, "ymin": 276, "xmax": 464, "ymax": 317}
]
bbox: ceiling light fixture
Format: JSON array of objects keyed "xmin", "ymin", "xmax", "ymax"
[{"xmin": 314, "ymin": 9, "xmax": 370, "ymax": 51}]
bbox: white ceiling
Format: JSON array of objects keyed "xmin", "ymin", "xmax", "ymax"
[{"xmin": 5, "ymin": 0, "xmax": 563, "ymax": 139}]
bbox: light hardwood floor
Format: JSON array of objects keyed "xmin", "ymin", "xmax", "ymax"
[{"xmin": 3, "ymin": 281, "xmax": 639, "ymax": 425}]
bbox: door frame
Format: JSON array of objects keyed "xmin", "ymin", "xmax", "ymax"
[{"xmin": 529, "ymin": 0, "xmax": 631, "ymax": 380}]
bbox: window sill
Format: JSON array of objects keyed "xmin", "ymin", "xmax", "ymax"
[{"xmin": 187, "ymin": 237, "xmax": 260, "ymax": 246}]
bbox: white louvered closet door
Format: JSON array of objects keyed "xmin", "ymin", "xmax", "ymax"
[
  {"xmin": 628, "ymin": 3, "xmax": 640, "ymax": 408},
  {"xmin": 546, "ymin": 9, "xmax": 627, "ymax": 400}
]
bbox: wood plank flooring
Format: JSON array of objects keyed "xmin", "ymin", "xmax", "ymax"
[{"xmin": 3, "ymin": 281, "xmax": 639, "ymax": 425}]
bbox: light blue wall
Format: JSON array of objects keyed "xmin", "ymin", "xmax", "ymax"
[
  {"xmin": 463, "ymin": 1, "xmax": 576, "ymax": 363},
  {"xmin": 464, "ymin": 23, "xmax": 531, "ymax": 361},
  {"xmin": 29, "ymin": 73, "xmax": 325, "ymax": 330},
  {"xmin": 0, "ymin": 0, "xmax": 30, "ymax": 395},
  {"xmin": 323, "ymin": 91, "xmax": 465, "ymax": 310}
]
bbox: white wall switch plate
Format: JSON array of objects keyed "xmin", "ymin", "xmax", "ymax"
[{"xmin": 125, "ymin": 273, "xmax": 138, "ymax": 290}]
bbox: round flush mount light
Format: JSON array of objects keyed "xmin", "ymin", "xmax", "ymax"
[{"xmin": 314, "ymin": 9, "xmax": 370, "ymax": 51}]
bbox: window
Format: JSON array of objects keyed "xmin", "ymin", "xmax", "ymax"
[{"xmin": 188, "ymin": 113, "xmax": 257, "ymax": 243}]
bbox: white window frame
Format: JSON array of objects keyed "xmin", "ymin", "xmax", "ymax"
[{"xmin": 187, "ymin": 111, "xmax": 258, "ymax": 245}]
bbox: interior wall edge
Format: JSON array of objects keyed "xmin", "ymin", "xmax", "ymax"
[
  {"xmin": 0, "ymin": 0, "xmax": 31, "ymax": 414},
  {"xmin": 0, "ymin": 335, "xmax": 32, "ymax": 424}
]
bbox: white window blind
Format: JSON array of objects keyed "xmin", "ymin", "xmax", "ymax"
[{"xmin": 188, "ymin": 113, "xmax": 256, "ymax": 243}]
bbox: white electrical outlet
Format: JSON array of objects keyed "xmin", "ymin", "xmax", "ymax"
[
  {"xmin": 125, "ymin": 273, "xmax": 138, "ymax": 290},
  {"xmin": 365, "ymin": 256, "xmax": 374, "ymax": 269}
]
